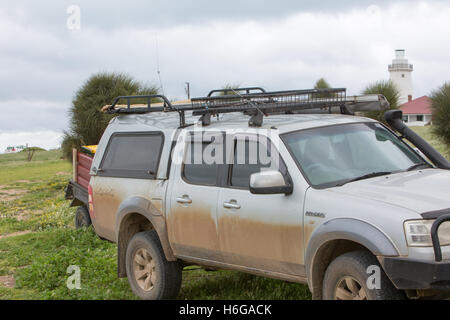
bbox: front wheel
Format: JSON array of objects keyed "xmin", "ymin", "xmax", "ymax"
[
  {"xmin": 125, "ymin": 230, "xmax": 182, "ymax": 300},
  {"xmin": 322, "ymin": 250, "xmax": 405, "ymax": 300}
]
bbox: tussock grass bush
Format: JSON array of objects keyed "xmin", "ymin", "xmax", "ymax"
[
  {"xmin": 62, "ymin": 72, "xmax": 158, "ymax": 160},
  {"xmin": 362, "ymin": 80, "xmax": 400, "ymax": 122},
  {"xmin": 430, "ymin": 82, "xmax": 450, "ymax": 147}
]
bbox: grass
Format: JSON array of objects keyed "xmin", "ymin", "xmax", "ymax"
[
  {"xmin": 410, "ymin": 126, "xmax": 450, "ymax": 159},
  {"xmin": 0, "ymin": 149, "xmax": 70, "ymax": 185},
  {"xmin": 0, "ymin": 126, "xmax": 448, "ymax": 300}
]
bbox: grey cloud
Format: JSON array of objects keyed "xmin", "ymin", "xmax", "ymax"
[
  {"xmin": 5, "ymin": 0, "xmax": 406, "ymax": 31},
  {"xmin": 0, "ymin": 100, "xmax": 69, "ymax": 133}
]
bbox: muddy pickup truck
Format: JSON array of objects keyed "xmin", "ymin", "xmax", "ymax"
[{"xmin": 65, "ymin": 87, "xmax": 450, "ymax": 300}]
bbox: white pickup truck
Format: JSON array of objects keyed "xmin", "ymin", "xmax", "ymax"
[{"xmin": 66, "ymin": 87, "xmax": 450, "ymax": 300}]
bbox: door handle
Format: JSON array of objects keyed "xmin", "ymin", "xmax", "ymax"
[
  {"xmin": 223, "ymin": 200, "xmax": 241, "ymax": 210},
  {"xmin": 176, "ymin": 195, "xmax": 192, "ymax": 204}
]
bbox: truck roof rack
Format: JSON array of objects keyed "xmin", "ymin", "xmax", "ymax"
[{"xmin": 102, "ymin": 87, "xmax": 389, "ymax": 127}]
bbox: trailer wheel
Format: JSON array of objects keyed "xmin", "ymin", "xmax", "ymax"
[
  {"xmin": 322, "ymin": 250, "xmax": 405, "ymax": 300},
  {"xmin": 75, "ymin": 206, "xmax": 91, "ymax": 229},
  {"xmin": 125, "ymin": 230, "xmax": 182, "ymax": 300}
]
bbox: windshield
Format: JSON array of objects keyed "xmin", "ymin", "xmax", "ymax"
[{"xmin": 282, "ymin": 122, "xmax": 427, "ymax": 188}]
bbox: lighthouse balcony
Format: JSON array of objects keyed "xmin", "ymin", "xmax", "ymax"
[{"xmin": 388, "ymin": 63, "xmax": 413, "ymax": 71}]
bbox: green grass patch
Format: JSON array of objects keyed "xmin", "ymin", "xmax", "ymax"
[
  {"xmin": 0, "ymin": 149, "xmax": 70, "ymax": 185},
  {"xmin": 0, "ymin": 228, "xmax": 135, "ymax": 299},
  {"xmin": 0, "ymin": 149, "xmax": 62, "ymax": 164},
  {"xmin": 0, "ymin": 227, "xmax": 310, "ymax": 300},
  {"xmin": 410, "ymin": 126, "xmax": 450, "ymax": 160},
  {"xmin": 13, "ymin": 228, "xmax": 135, "ymax": 300}
]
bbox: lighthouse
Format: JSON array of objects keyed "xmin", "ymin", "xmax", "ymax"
[{"xmin": 388, "ymin": 49, "xmax": 413, "ymax": 105}]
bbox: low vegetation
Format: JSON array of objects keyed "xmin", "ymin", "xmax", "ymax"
[
  {"xmin": 363, "ymin": 80, "xmax": 400, "ymax": 122},
  {"xmin": 61, "ymin": 72, "xmax": 159, "ymax": 161},
  {"xmin": 411, "ymin": 126, "xmax": 450, "ymax": 159},
  {"xmin": 430, "ymin": 82, "xmax": 450, "ymax": 147}
]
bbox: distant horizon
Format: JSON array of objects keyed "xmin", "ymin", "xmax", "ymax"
[{"xmin": 0, "ymin": 131, "xmax": 63, "ymax": 154}]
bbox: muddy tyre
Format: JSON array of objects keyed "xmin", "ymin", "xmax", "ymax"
[
  {"xmin": 125, "ymin": 230, "xmax": 182, "ymax": 300},
  {"xmin": 75, "ymin": 206, "xmax": 91, "ymax": 229},
  {"xmin": 322, "ymin": 250, "xmax": 405, "ymax": 300}
]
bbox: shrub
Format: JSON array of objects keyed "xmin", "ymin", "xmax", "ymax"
[
  {"xmin": 313, "ymin": 78, "xmax": 335, "ymax": 98},
  {"xmin": 314, "ymin": 78, "xmax": 331, "ymax": 89},
  {"xmin": 430, "ymin": 82, "xmax": 450, "ymax": 146},
  {"xmin": 61, "ymin": 72, "xmax": 158, "ymax": 160},
  {"xmin": 362, "ymin": 80, "xmax": 400, "ymax": 122}
]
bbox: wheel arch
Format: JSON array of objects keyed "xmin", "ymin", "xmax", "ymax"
[
  {"xmin": 305, "ymin": 218, "xmax": 400, "ymax": 300},
  {"xmin": 115, "ymin": 196, "xmax": 176, "ymax": 278}
]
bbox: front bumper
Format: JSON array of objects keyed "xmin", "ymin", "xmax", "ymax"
[{"xmin": 380, "ymin": 256, "xmax": 450, "ymax": 291}]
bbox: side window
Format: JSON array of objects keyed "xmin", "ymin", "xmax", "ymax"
[
  {"xmin": 182, "ymin": 132, "xmax": 223, "ymax": 186},
  {"xmin": 229, "ymin": 138, "xmax": 272, "ymax": 189},
  {"xmin": 100, "ymin": 132, "xmax": 164, "ymax": 179}
]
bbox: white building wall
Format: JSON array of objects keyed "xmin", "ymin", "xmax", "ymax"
[{"xmin": 404, "ymin": 114, "xmax": 432, "ymax": 127}]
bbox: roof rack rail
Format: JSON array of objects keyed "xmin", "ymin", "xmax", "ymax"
[
  {"xmin": 101, "ymin": 94, "xmax": 189, "ymax": 127},
  {"xmin": 102, "ymin": 94, "xmax": 173, "ymax": 113},
  {"xmin": 101, "ymin": 88, "xmax": 389, "ymax": 128},
  {"xmin": 207, "ymin": 87, "xmax": 266, "ymax": 97}
]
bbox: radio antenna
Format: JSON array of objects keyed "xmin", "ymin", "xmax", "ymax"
[{"xmin": 155, "ymin": 34, "xmax": 165, "ymax": 95}]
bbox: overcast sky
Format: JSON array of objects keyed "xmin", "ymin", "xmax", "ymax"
[{"xmin": 1, "ymin": 0, "xmax": 450, "ymax": 151}]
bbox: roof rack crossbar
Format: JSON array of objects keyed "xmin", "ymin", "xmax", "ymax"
[
  {"xmin": 107, "ymin": 94, "xmax": 174, "ymax": 112},
  {"xmin": 104, "ymin": 94, "xmax": 190, "ymax": 127}
]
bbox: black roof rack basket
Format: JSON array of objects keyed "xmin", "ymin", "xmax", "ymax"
[{"xmin": 102, "ymin": 87, "xmax": 388, "ymax": 127}]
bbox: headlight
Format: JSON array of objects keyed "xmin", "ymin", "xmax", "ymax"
[{"xmin": 404, "ymin": 219, "xmax": 450, "ymax": 247}]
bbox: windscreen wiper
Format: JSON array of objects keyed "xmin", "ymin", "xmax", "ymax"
[
  {"xmin": 336, "ymin": 171, "xmax": 392, "ymax": 187},
  {"xmin": 406, "ymin": 163, "xmax": 431, "ymax": 171}
]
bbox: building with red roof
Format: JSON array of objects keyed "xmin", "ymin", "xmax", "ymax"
[{"xmin": 399, "ymin": 95, "xmax": 432, "ymax": 126}]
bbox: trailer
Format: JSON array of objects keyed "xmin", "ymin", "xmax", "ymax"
[{"xmin": 64, "ymin": 146, "xmax": 95, "ymax": 228}]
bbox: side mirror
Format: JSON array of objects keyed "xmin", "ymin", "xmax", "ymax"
[{"xmin": 249, "ymin": 170, "xmax": 293, "ymax": 195}]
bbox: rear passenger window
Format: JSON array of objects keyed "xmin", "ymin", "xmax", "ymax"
[
  {"xmin": 100, "ymin": 132, "xmax": 164, "ymax": 179},
  {"xmin": 182, "ymin": 133, "xmax": 223, "ymax": 186},
  {"xmin": 230, "ymin": 139, "xmax": 271, "ymax": 188}
]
